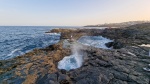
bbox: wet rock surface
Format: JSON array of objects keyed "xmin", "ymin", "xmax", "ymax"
[{"xmin": 0, "ymin": 23, "xmax": 150, "ymax": 84}]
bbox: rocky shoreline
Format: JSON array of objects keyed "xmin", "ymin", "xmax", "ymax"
[{"xmin": 0, "ymin": 23, "xmax": 150, "ymax": 84}]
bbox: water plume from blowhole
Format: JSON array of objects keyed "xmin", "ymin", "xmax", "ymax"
[{"xmin": 58, "ymin": 42, "xmax": 84, "ymax": 71}]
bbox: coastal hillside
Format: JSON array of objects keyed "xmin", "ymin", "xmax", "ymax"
[
  {"xmin": 0, "ymin": 23, "xmax": 150, "ymax": 84},
  {"xmin": 85, "ymin": 21, "xmax": 150, "ymax": 27}
]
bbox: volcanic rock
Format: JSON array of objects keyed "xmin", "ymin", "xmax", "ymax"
[
  {"xmin": 105, "ymin": 41, "xmax": 124, "ymax": 49},
  {"xmin": 0, "ymin": 23, "xmax": 150, "ymax": 84}
]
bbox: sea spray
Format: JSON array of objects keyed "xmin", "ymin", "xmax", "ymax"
[
  {"xmin": 71, "ymin": 43, "xmax": 83, "ymax": 67},
  {"xmin": 58, "ymin": 42, "xmax": 83, "ymax": 71}
]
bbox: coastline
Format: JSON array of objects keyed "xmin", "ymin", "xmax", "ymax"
[{"xmin": 0, "ymin": 23, "xmax": 150, "ymax": 84}]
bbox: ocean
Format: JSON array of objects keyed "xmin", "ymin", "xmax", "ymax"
[
  {"xmin": 0, "ymin": 26, "xmax": 69, "ymax": 60},
  {"xmin": 0, "ymin": 26, "xmax": 107, "ymax": 60}
]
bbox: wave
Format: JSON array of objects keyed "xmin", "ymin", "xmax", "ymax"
[
  {"xmin": 4, "ymin": 48, "xmax": 24, "ymax": 60},
  {"xmin": 45, "ymin": 33, "xmax": 61, "ymax": 36},
  {"xmin": 0, "ymin": 27, "xmax": 60, "ymax": 60}
]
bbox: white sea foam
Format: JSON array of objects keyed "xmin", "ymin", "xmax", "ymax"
[
  {"xmin": 7, "ymin": 48, "xmax": 21, "ymax": 56},
  {"xmin": 4, "ymin": 48, "xmax": 24, "ymax": 60},
  {"xmin": 58, "ymin": 54, "xmax": 83, "ymax": 71},
  {"xmin": 58, "ymin": 42, "xmax": 83, "ymax": 71},
  {"xmin": 78, "ymin": 36, "xmax": 113, "ymax": 49},
  {"xmin": 45, "ymin": 33, "xmax": 61, "ymax": 36}
]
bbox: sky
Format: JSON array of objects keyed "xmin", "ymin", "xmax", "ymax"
[{"xmin": 0, "ymin": 0, "xmax": 150, "ymax": 26}]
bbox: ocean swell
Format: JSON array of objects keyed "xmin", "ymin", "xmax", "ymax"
[{"xmin": 0, "ymin": 26, "xmax": 61, "ymax": 60}]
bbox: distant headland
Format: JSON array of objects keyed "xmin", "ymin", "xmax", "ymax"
[{"xmin": 84, "ymin": 21, "xmax": 150, "ymax": 27}]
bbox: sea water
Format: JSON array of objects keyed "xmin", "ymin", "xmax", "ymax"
[
  {"xmin": 58, "ymin": 42, "xmax": 83, "ymax": 71},
  {"xmin": 0, "ymin": 26, "xmax": 62, "ymax": 60},
  {"xmin": 78, "ymin": 36, "xmax": 113, "ymax": 49},
  {"xmin": 58, "ymin": 54, "xmax": 83, "ymax": 71}
]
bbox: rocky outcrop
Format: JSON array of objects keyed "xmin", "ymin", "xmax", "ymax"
[
  {"xmin": 0, "ymin": 23, "xmax": 150, "ymax": 84},
  {"xmin": 105, "ymin": 41, "xmax": 124, "ymax": 49},
  {"xmin": 102, "ymin": 23, "xmax": 150, "ymax": 46}
]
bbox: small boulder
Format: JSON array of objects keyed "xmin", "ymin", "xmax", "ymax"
[
  {"xmin": 105, "ymin": 41, "xmax": 124, "ymax": 49},
  {"xmin": 105, "ymin": 42, "xmax": 114, "ymax": 48}
]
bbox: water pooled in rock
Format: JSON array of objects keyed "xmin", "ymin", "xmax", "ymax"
[
  {"xmin": 58, "ymin": 42, "xmax": 83, "ymax": 71},
  {"xmin": 58, "ymin": 53, "xmax": 83, "ymax": 71},
  {"xmin": 78, "ymin": 36, "xmax": 113, "ymax": 49}
]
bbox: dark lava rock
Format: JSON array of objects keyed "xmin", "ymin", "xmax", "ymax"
[
  {"xmin": 36, "ymin": 73, "xmax": 71, "ymax": 84},
  {"xmin": 105, "ymin": 42, "xmax": 114, "ymax": 48},
  {"xmin": 113, "ymin": 41, "xmax": 124, "ymax": 49},
  {"xmin": 36, "ymin": 73, "xmax": 58, "ymax": 84},
  {"xmin": 60, "ymin": 69, "xmax": 67, "ymax": 74},
  {"xmin": 105, "ymin": 41, "xmax": 124, "ymax": 49},
  {"xmin": 122, "ymin": 29, "xmax": 138, "ymax": 38}
]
